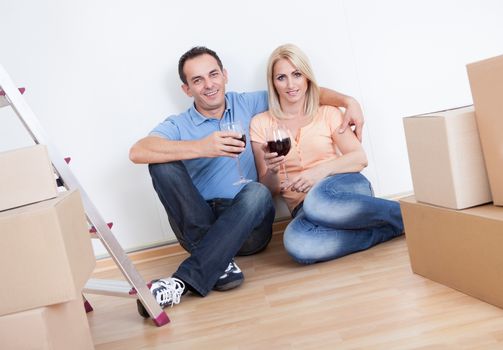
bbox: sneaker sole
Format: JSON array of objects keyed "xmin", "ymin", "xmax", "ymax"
[{"xmin": 213, "ymin": 278, "xmax": 244, "ymax": 292}]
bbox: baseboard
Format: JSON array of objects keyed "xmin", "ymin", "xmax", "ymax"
[
  {"xmin": 384, "ymin": 190, "xmax": 413, "ymax": 201},
  {"xmin": 93, "ymin": 218, "xmax": 291, "ymax": 273},
  {"xmin": 92, "ymin": 191, "xmax": 412, "ymax": 273}
]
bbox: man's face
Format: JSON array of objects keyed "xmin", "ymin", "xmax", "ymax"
[{"xmin": 181, "ymin": 54, "xmax": 228, "ymax": 117}]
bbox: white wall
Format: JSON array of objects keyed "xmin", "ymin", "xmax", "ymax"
[{"xmin": 1, "ymin": 0, "xmax": 503, "ymax": 257}]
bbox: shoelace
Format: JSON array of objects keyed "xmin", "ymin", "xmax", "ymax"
[
  {"xmin": 153, "ymin": 278, "xmax": 185, "ymax": 307},
  {"xmin": 223, "ymin": 262, "xmax": 234, "ymax": 274},
  {"xmin": 220, "ymin": 261, "xmax": 242, "ymax": 279},
  {"xmin": 229, "ymin": 261, "xmax": 242, "ymax": 274}
]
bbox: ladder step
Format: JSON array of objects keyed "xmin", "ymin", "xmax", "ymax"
[
  {"xmin": 89, "ymin": 222, "xmax": 113, "ymax": 233},
  {"xmin": 0, "ymin": 87, "xmax": 25, "ymax": 96},
  {"xmin": 84, "ymin": 279, "xmax": 137, "ymax": 298},
  {"xmin": 0, "ymin": 87, "xmax": 25, "ymax": 108},
  {"xmin": 89, "ymin": 222, "xmax": 113, "ymax": 238}
]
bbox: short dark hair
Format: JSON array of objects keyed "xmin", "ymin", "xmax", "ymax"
[{"xmin": 178, "ymin": 46, "xmax": 224, "ymax": 84}]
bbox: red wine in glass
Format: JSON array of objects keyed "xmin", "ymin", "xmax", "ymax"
[
  {"xmin": 232, "ymin": 134, "xmax": 247, "ymax": 154},
  {"xmin": 267, "ymin": 137, "xmax": 291, "ymax": 157},
  {"xmin": 266, "ymin": 126, "xmax": 291, "ymax": 187}
]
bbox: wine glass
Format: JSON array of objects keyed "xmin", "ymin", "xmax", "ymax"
[
  {"xmin": 221, "ymin": 121, "xmax": 253, "ymax": 186},
  {"xmin": 266, "ymin": 126, "xmax": 292, "ymax": 188}
]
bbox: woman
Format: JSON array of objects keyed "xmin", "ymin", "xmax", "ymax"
[{"xmin": 250, "ymin": 44, "xmax": 404, "ymax": 264}]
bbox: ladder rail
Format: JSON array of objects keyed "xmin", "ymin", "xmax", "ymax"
[{"xmin": 0, "ymin": 64, "xmax": 169, "ymax": 326}]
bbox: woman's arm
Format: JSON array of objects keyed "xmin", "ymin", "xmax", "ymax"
[{"xmin": 287, "ymin": 126, "xmax": 368, "ymax": 193}]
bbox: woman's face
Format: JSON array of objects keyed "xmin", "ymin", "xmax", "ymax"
[{"xmin": 272, "ymin": 58, "xmax": 308, "ymax": 107}]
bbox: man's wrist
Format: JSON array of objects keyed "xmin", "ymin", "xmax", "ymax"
[{"xmin": 342, "ymin": 96, "xmax": 356, "ymax": 109}]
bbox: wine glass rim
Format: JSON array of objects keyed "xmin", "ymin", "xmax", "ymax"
[
  {"xmin": 221, "ymin": 120, "xmax": 244, "ymax": 131},
  {"xmin": 266, "ymin": 127, "xmax": 290, "ymax": 141}
]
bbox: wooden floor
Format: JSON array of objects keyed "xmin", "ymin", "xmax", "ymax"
[{"xmin": 86, "ymin": 234, "xmax": 503, "ymax": 350}]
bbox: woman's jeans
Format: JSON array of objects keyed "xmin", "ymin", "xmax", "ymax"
[
  {"xmin": 284, "ymin": 173, "xmax": 404, "ymax": 264},
  {"xmin": 149, "ymin": 161, "xmax": 275, "ymax": 296}
]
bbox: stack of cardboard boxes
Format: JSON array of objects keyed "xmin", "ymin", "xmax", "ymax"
[
  {"xmin": 401, "ymin": 54, "xmax": 503, "ymax": 309},
  {"xmin": 0, "ymin": 145, "xmax": 96, "ymax": 349}
]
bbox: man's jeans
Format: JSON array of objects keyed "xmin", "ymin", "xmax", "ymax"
[
  {"xmin": 149, "ymin": 161, "xmax": 275, "ymax": 296},
  {"xmin": 284, "ymin": 173, "xmax": 404, "ymax": 264}
]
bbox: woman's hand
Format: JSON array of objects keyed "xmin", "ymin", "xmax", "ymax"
[
  {"xmin": 287, "ymin": 176, "xmax": 313, "ymax": 193},
  {"xmin": 261, "ymin": 143, "xmax": 284, "ymax": 174},
  {"xmin": 252, "ymin": 141, "xmax": 282, "ymax": 196},
  {"xmin": 286, "ymin": 168, "xmax": 322, "ymax": 193}
]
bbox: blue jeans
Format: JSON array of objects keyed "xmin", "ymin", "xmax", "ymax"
[
  {"xmin": 149, "ymin": 161, "xmax": 275, "ymax": 296},
  {"xmin": 283, "ymin": 173, "xmax": 404, "ymax": 264}
]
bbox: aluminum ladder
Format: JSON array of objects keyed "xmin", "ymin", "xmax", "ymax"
[{"xmin": 0, "ymin": 63, "xmax": 169, "ymax": 326}]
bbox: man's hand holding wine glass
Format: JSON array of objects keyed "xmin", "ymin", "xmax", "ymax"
[
  {"xmin": 221, "ymin": 121, "xmax": 252, "ymax": 185},
  {"xmin": 199, "ymin": 130, "xmax": 245, "ymax": 158}
]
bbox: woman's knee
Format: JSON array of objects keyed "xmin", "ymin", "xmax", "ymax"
[
  {"xmin": 306, "ymin": 173, "xmax": 372, "ymax": 201},
  {"xmin": 283, "ymin": 221, "xmax": 323, "ymax": 264},
  {"xmin": 283, "ymin": 218, "xmax": 359, "ymax": 264},
  {"xmin": 302, "ymin": 173, "xmax": 372, "ymax": 223}
]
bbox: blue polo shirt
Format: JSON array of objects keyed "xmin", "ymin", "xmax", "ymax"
[{"xmin": 150, "ymin": 91, "xmax": 268, "ymax": 200}]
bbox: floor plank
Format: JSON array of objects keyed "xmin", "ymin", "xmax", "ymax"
[{"xmin": 86, "ymin": 235, "xmax": 503, "ymax": 349}]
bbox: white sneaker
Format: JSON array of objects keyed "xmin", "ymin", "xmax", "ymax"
[{"xmin": 150, "ymin": 277, "xmax": 185, "ymax": 308}]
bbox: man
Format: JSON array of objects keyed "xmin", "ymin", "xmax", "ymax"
[{"xmin": 129, "ymin": 46, "xmax": 364, "ymax": 311}]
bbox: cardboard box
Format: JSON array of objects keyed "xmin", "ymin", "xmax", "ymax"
[
  {"xmin": 0, "ymin": 299, "xmax": 94, "ymax": 350},
  {"xmin": 400, "ymin": 195, "xmax": 503, "ymax": 309},
  {"xmin": 0, "ymin": 144, "xmax": 59, "ymax": 211},
  {"xmin": 467, "ymin": 55, "xmax": 503, "ymax": 205},
  {"xmin": 0, "ymin": 190, "xmax": 95, "ymax": 316},
  {"xmin": 403, "ymin": 106, "xmax": 492, "ymax": 209}
]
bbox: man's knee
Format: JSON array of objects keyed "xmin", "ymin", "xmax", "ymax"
[
  {"xmin": 148, "ymin": 161, "xmax": 184, "ymax": 182},
  {"xmin": 239, "ymin": 182, "xmax": 275, "ymax": 212},
  {"xmin": 237, "ymin": 230, "xmax": 272, "ymax": 256},
  {"xmin": 234, "ymin": 183, "xmax": 275, "ymax": 256}
]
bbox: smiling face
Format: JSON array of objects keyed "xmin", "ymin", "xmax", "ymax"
[
  {"xmin": 272, "ymin": 58, "xmax": 308, "ymax": 109},
  {"xmin": 181, "ymin": 53, "xmax": 228, "ymax": 118}
]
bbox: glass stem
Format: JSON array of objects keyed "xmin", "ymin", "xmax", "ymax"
[
  {"xmin": 236, "ymin": 156, "xmax": 244, "ymax": 180},
  {"xmin": 282, "ymin": 163, "xmax": 289, "ymax": 183}
]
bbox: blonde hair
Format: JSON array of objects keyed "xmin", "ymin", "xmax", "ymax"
[{"xmin": 267, "ymin": 44, "xmax": 320, "ymax": 120}]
